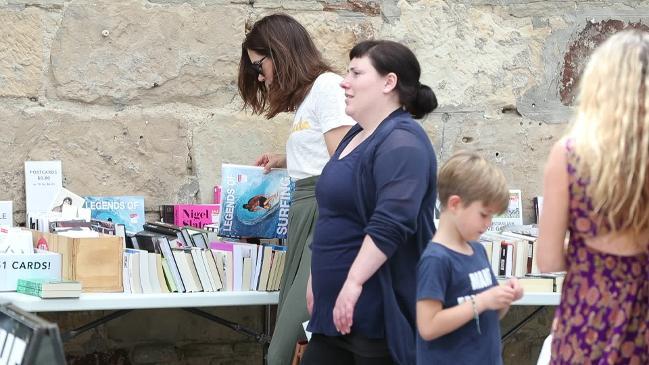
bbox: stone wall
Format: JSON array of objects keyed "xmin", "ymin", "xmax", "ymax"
[{"xmin": 2, "ymin": 0, "xmax": 646, "ymax": 364}]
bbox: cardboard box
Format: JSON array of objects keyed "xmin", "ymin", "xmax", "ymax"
[
  {"xmin": 31, "ymin": 231, "xmax": 123, "ymax": 292},
  {"xmin": 0, "ymin": 250, "xmax": 61, "ymax": 291}
]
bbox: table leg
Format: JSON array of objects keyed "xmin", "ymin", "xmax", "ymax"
[
  {"xmin": 501, "ymin": 306, "xmax": 545, "ymax": 342},
  {"xmin": 61, "ymin": 310, "xmax": 132, "ymax": 342},
  {"xmin": 182, "ymin": 308, "xmax": 272, "ymax": 344}
]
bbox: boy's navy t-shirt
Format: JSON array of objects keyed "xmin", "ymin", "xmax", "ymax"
[{"xmin": 416, "ymin": 241, "xmax": 502, "ymax": 365}]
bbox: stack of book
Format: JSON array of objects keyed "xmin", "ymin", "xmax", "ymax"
[
  {"xmin": 16, "ymin": 278, "xmax": 82, "ymax": 299},
  {"xmin": 479, "ymin": 230, "xmax": 565, "ymax": 293}
]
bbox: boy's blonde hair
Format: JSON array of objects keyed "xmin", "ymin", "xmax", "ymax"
[
  {"xmin": 437, "ymin": 151, "xmax": 509, "ymax": 213},
  {"xmin": 570, "ymin": 30, "xmax": 649, "ymax": 237}
]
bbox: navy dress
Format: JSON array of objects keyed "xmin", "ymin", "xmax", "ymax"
[{"xmin": 309, "ymin": 108, "xmax": 438, "ymax": 365}]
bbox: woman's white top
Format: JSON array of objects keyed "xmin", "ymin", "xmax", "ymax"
[{"xmin": 286, "ymin": 72, "xmax": 356, "ymax": 180}]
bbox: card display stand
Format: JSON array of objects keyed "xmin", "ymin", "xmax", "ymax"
[{"xmin": 0, "ymin": 303, "xmax": 66, "ymax": 365}]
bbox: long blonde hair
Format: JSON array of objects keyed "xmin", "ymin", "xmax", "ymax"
[{"xmin": 570, "ymin": 30, "xmax": 649, "ymax": 239}]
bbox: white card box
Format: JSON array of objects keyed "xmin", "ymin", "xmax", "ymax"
[{"xmin": 0, "ymin": 250, "xmax": 61, "ymax": 291}]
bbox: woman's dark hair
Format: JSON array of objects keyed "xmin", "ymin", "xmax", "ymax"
[
  {"xmin": 238, "ymin": 14, "xmax": 332, "ymax": 119},
  {"xmin": 349, "ymin": 40, "xmax": 437, "ymax": 119}
]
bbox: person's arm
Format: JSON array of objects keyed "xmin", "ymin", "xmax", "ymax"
[
  {"xmin": 417, "ymin": 285, "xmax": 516, "ymax": 341},
  {"xmin": 365, "ymin": 130, "xmax": 434, "ymax": 258},
  {"xmin": 324, "ymin": 125, "xmax": 352, "ymax": 156},
  {"xmin": 254, "ymin": 153, "xmax": 287, "ymax": 173},
  {"xmin": 537, "ymin": 140, "xmax": 570, "ymax": 272},
  {"xmin": 306, "ymin": 272, "xmax": 314, "ymax": 316},
  {"xmin": 332, "ymin": 235, "xmax": 387, "ymax": 334}
]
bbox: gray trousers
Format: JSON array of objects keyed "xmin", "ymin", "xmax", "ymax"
[{"xmin": 267, "ymin": 176, "xmax": 318, "ymax": 365}]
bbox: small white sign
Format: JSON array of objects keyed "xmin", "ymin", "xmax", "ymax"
[
  {"xmin": 0, "ymin": 250, "xmax": 62, "ymax": 291},
  {"xmin": 0, "ymin": 201, "xmax": 12, "ymax": 227},
  {"xmin": 24, "ymin": 161, "xmax": 63, "ymax": 215}
]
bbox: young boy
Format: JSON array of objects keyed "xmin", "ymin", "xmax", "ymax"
[{"xmin": 416, "ymin": 151, "xmax": 524, "ymax": 364}]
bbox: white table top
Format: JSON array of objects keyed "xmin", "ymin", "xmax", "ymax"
[
  {"xmin": 513, "ymin": 292, "xmax": 560, "ymax": 306},
  {"xmin": 0, "ymin": 291, "xmax": 559, "ymax": 313},
  {"xmin": 0, "ymin": 291, "xmax": 280, "ymax": 312}
]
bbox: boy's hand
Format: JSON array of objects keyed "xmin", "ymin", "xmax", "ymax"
[
  {"xmin": 476, "ymin": 285, "xmax": 515, "ymax": 311},
  {"xmin": 506, "ymin": 277, "xmax": 524, "ymax": 301}
]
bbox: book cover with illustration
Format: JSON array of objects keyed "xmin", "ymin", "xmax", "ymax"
[
  {"xmin": 433, "ymin": 189, "xmax": 524, "ymax": 232},
  {"xmin": 83, "ymin": 196, "xmax": 145, "ymax": 234},
  {"xmin": 488, "ymin": 189, "xmax": 523, "ymax": 232},
  {"xmin": 219, "ymin": 164, "xmax": 294, "ymax": 239},
  {"xmin": 173, "ymin": 204, "xmax": 221, "ymax": 229}
]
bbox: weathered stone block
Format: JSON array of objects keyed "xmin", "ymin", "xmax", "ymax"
[
  {"xmin": 0, "ymin": 8, "xmax": 43, "ymax": 98},
  {"xmin": 132, "ymin": 343, "xmax": 178, "ymax": 364},
  {"xmin": 0, "ymin": 102, "xmax": 193, "ymax": 221},
  {"xmin": 193, "ymin": 111, "xmax": 291, "ymax": 204},
  {"xmin": 50, "ymin": 2, "xmax": 246, "ymax": 107},
  {"xmin": 178, "ymin": 342, "xmax": 234, "ymax": 358},
  {"xmin": 105, "ymin": 307, "xmax": 263, "ymax": 344},
  {"xmin": 425, "ymin": 111, "xmax": 565, "ymax": 222},
  {"xmin": 382, "ymin": 1, "xmax": 547, "ymax": 116},
  {"xmin": 501, "ymin": 306, "xmax": 554, "ymax": 365},
  {"xmin": 7, "ymin": 0, "xmax": 63, "ymax": 9}
]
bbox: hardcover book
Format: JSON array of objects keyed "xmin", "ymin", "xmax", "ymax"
[
  {"xmin": 16, "ymin": 278, "xmax": 81, "ymax": 292},
  {"xmin": 173, "ymin": 204, "xmax": 221, "ymax": 229},
  {"xmin": 84, "ymin": 196, "xmax": 145, "ymax": 235},
  {"xmin": 219, "ymin": 164, "xmax": 294, "ymax": 239}
]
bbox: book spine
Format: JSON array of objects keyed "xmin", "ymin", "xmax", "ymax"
[
  {"xmin": 16, "ymin": 285, "xmax": 42, "ymax": 297},
  {"xmin": 16, "ymin": 279, "xmax": 43, "ymax": 291},
  {"xmin": 498, "ymin": 243, "xmax": 507, "ymax": 276},
  {"xmin": 526, "ymin": 241, "xmax": 534, "ymax": 274}
]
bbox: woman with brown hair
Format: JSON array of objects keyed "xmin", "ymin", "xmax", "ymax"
[{"xmin": 238, "ymin": 13, "xmax": 355, "ymax": 365}]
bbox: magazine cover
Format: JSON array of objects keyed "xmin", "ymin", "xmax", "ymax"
[
  {"xmin": 219, "ymin": 164, "xmax": 294, "ymax": 239},
  {"xmin": 488, "ymin": 189, "xmax": 523, "ymax": 232},
  {"xmin": 433, "ymin": 189, "xmax": 523, "ymax": 232},
  {"xmin": 83, "ymin": 196, "xmax": 145, "ymax": 234}
]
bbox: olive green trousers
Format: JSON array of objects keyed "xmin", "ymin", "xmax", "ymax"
[{"xmin": 267, "ymin": 176, "xmax": 318, "ymax": 365}]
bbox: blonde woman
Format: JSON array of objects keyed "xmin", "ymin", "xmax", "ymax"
[{"xmin": 537, "ymin": 30, "xmax": 648, "ymax": 364}]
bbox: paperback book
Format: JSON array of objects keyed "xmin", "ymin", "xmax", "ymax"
[
  {"xmin": 219, "ymin": 164, "xmax": 294, "ymax": 239},
  {"xmin": 16, "ymin": 278, "xmax": 81, "ymax": 298},
  {"xmin": 16, "ymin": 286, "xmax": 80, "ymax": 299},
  {"xmin": 84, "ymin": 196, "xmax": 145, "ymax": 234}
]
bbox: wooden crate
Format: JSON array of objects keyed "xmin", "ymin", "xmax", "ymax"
[{"xmin": 31, "ymin": 230, "xmax": 123, "ymax": 293}]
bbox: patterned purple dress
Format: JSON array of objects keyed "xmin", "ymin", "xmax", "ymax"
[{"xmin": 550, "ymin": 140, "xmax": 649, "ymax": 365}]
